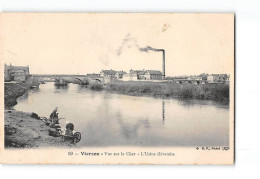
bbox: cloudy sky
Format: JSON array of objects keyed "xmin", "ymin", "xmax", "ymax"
[{"xmin": 1, "ymin": 13, "xmax": 234, "ymax": 76}]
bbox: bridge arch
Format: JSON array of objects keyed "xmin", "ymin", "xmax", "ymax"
[
  {"xmin": 75, "ymin": 77, "xmax": 89, "ymax": 85},
  {"xmin": 75, "ymin": 77, "xmax": 84, "ymax": 83}
]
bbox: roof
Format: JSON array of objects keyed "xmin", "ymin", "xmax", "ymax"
[
  {"xmin": 5, "ymin": 64, "xmax": 29, "ymax": 71},
  {"xmin": 129, "ymin": 70, "xmax": 146, "ymax": 75},
  {"xmin": 209, "ymin": 74, "xmax": 228, "ymax": 77},
  {"xmin": 101, "ymin": 70, "xmax": 117, "ymax": 75},
  {"xmin": 13, "ymin": 70, "xmax": 26, "ymax": 73},
  {"xmin": 11, "ymin": 66, "xmax": 29, "ymax": 70},
  {"xmin": 145, "ymin": 70, "xmax": 162, "ymax": 75},
  {"xmin": 116, "ymin": 71, "xmax": 127, "ymax": 74},
  {"xmin": 138, "ymin": 71, "xmax": 145, "ymax": 75}
]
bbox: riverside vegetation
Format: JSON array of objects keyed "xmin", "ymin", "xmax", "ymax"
[
  {"xmin": 4, "ymin": 83, "xmax": 30, "ymax": 109},
  {"xmin": 104, "ymin": 81, "xmax": 229, "ymax": 100}
]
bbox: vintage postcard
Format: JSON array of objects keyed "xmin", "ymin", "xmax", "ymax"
[{"xmin": 0, "ymin": 13, "xmax": 234, "ymax": 164}]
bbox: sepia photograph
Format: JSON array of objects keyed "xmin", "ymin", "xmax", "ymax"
[{"xmin": 0, "ymin": 13, "xmax": 234, "ymax": 164}]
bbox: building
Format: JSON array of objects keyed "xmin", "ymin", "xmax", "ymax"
[
  {"xmin": 122, "ymin": 69, "xmax": 146, "ymax": 81},
  {"xmin": 137, "ymin": 70, "xmax": 146, "ymax": 79},
  {"xmin": 129, "ymin": 69, "xmax": 146, "ymax": 79},
  {"xmin": 4, "ymin": 64, "xmax": 30, "ymax": 82},
  {"xmin": 207, "ymin": 74, "xmax": 228, "ymax": 83},
  {"xmin": 143, "ymin": 70, "xmax": 162, "ymax": 80},
  {"xmin": 198, "ymin": 73, "xmax": 209, "ymax": 81},
  {"xmin": 100, "ymin": 69, "xmax": 117, "ymax": 77},
  {"xmin": 115, "ymin": 71, "xmax": 127, "ymax": 79},
  {"xmin": 13, "ymin": 70, "xmax": 27, "ymax": 82},
  {"xmin": 4, "ymin": 65, "xmax": 12, "ymax": 81},
  {"xmin": 226, "ymin": 75, "xmax": 230, "ymax": 84},
  {"xmin": 188, "ymin": 75, "xmax": 203, "ymax": 81}
]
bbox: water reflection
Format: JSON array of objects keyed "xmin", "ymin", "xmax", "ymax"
[
  {"xmin": 162, "ymin": 100, "xmax": 165, "ymax": 123},
  {"xmin": 177, "ymin": 99, "xmax": 229, "ymax": 108},
  {"xmin": 54, "ymin": 85, "xmax": 69, "ymax": 90},
  {"xmin": 116, "ymin": 112, "xmax": 151, "ymax": 140},
  {"xmin": 15, "ymin": 83, "xmax": 230, "ymax": 147}
]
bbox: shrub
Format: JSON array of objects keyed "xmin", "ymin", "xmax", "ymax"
[
  {"xmin": 106, "ymin": 81, "xmax": 229, "ymax": 100},
  {"xmin": 89, "ymin": 83, "xmax": 103, "ymax": 91}
]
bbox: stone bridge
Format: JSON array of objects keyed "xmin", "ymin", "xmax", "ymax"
[{"xmin": 30, "ymin": 74, "xmax": 104, "ymax": 84}]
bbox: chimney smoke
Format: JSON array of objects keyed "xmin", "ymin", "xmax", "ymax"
[{"xmin": 139, "ymin": 46, "xmax": 166, "ymax": 80}]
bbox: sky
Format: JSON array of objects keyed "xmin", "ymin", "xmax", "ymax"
[{"xmin": 1, "ymin": 13, "xmax": 234, "ymax": 76}]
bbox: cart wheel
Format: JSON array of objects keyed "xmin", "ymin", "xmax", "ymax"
[{"xmin": 74, "ymin": 132, "xmax": 81, "ymax": 143}]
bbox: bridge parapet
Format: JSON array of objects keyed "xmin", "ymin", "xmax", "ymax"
[
  {"xmin": 31, "ymin": 74, "xmax": 88, "ymax": 78},
  {"xmin": 31, "ymin": 74, "xmax": 105, "ymax": 84}
]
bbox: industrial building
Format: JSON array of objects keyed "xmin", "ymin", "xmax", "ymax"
[{"xmin": 143, "ymin": 70, "xmax": 163, "ymax": 80}]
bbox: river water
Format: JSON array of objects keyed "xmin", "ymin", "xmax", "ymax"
[{"xmin": 15, "ymin": 83, "xmax": 229, "ymax": 147}]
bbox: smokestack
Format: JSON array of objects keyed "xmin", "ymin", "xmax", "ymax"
[
  {"xmin": 162, "ymin": 49, "xmax": 165, "ymax": 80},
  {"xmin": 139, "ymin": 46, "xmax": 166, "ymax": 80}
]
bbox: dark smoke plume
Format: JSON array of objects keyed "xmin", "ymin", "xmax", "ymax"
[
  {"xmin": 139, "ymin": 46, "xmax": 164, "ymax": 52},
  {"xmin": 117, "ymin": 34, "xmax": 164, "ymax": 55}
]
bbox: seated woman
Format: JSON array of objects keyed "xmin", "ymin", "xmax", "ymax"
[
  {"xmin": 49, "ymin": 107, "xmax": 59, "ymax": 127},
  {"xmin": 64, "ymin": 123, "xmax": 75, "ymax": 136}
]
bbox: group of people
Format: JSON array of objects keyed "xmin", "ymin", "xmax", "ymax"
[{"xmin": 49, "ymin": 107, "xmax": 75, "ymax": 136}]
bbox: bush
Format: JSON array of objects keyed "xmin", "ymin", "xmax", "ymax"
[{"xmin": 89, "ymin": 83, "xmax": 103, "ymax": 91}]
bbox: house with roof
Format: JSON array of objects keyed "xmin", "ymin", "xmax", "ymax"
[
  {"xmin": 13, "ymin": 70, "xmax": 27, "ymax": 81},
  {"xmin": 207, "ymin": 74, "xmax": 228, "ymax": 83},
  {"xmin": 129, "ymin": 69, "xmax": 146, "ymax": 79},
  {"xmin": 122, "ymin": 69, "xmax": 146, "ymax": 81},
  {"xmin": 115, "ymin": 71, "xmax": 127, "ymax": 79},
  {"xmin": 100, "ymin": 69, "xmax": 117, "ymax": 77},
  {"xmin": 143, "ymin": 70, "xmax": 162, "ymax": 80},
  {"xmin": 4, "ymin": 63, "xmax": 30, "ymax": 82}
]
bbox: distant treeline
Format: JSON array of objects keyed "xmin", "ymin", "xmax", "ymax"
[{"xmin": 104, "ymin": 81, "xmax": 229, "ymax": 100}]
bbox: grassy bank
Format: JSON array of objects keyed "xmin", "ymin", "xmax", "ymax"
[
  {"xmin": 4, "ymin": 83, "xmax": 30, "ymax": 109},
  {"xmin": 105, "ymin": 81, "xmax": 229, "ymax": 100}
]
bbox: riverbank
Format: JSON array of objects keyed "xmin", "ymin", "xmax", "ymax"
[
  {"xmin": 4, "ymin": 82, "xmax": 30, "ymax": 109},
  {"xmin": 4, "ymin": 82, "xmax": 73, "ymax": 148},
  {"xmin": 105, "ymin": 81, "xmax": 230, "ymax": 101},
  {"xmin": 4, "ymin": 110, "xmax": 69, "ymax": 148}
]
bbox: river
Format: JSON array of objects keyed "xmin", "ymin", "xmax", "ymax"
[{"xmin": 14, "ymin": 83, "xmax": 229, "ymax": 147}]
